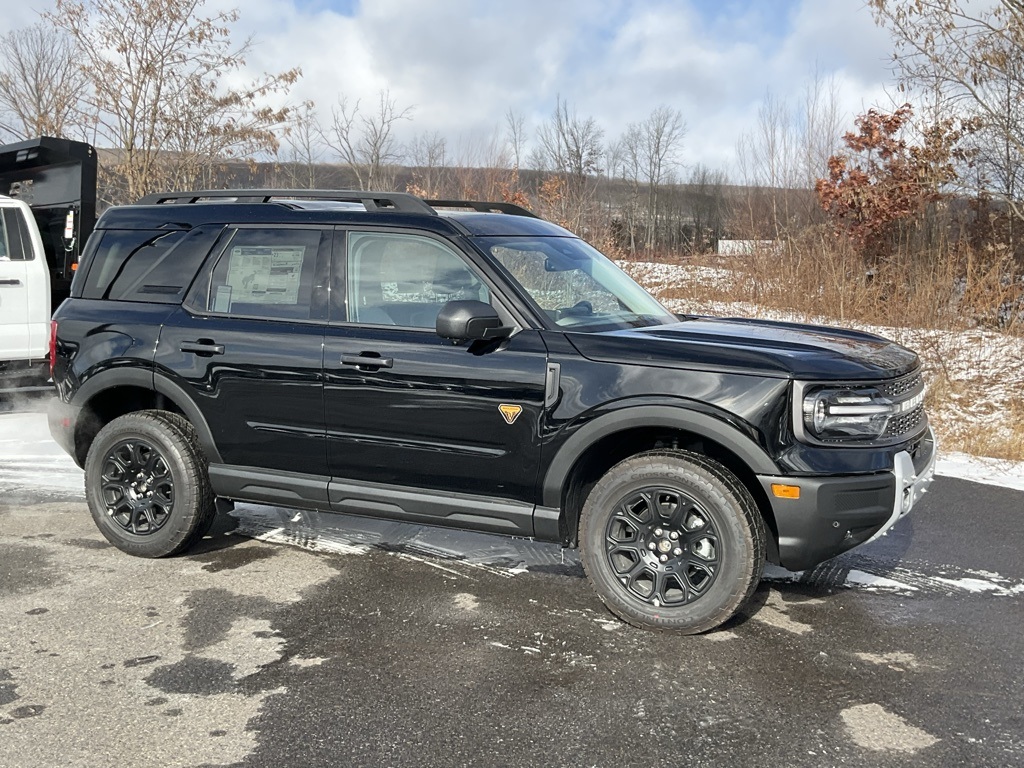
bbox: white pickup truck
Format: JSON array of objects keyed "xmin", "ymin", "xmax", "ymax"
[
  {"xmin": 0, "ymin": 195, "xmax": 52, "ymax": 382},
  {"xmin": 0, "ymin": 137, "xmax": 96, "ymax": 388}
]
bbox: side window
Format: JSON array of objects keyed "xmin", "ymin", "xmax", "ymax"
[
  {"xmin": 15, "ymin": 208, "xmax": 35, "ymax": 260},
  {"xmin": 202, "ymin": 228, "xmax": 328, "ymax": 321},
  {"xmin": 346, "ymin": 233, "xmax": 490, "ymax": 328},
  {"xmin": 0, "ymin": 208, "xmax": 26, "ymax": 260},
  {"xmin": 0, "ymin": 209, "xmax": 9, "ymax": 259}
]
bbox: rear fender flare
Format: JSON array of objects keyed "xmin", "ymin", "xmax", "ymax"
[{"xmin": 72, "ymin": 367, "xmax": 222, "ymax": 463}]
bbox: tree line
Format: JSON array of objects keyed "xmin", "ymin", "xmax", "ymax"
[{"xmin": 0, "ymin": 0, "xmax": 1022, "ymax": 281}]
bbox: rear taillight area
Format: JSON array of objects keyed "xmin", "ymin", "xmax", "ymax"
[{"xmin": 49, "ymin": 320, "xmax": 58, "ymax": 378}]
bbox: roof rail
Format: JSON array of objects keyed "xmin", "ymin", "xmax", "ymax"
[
  {"xmin": 135, "ymin": 189, "xmax": 437, "ymax": 215},
  {"xmin": 425, "ymin": 199, "xmax": 538, "ymax": 218}
]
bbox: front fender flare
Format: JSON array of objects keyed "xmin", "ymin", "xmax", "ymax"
[{"xmin": 541, "ymin": 405, "xmax": 779, "ymax": 509}]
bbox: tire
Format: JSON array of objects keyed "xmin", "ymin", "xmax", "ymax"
[
  {"xmin": 84, "ymin": 410, "xmax": 216, "ymax": 557},
  {"xmin": 579, "ymin": 450, "xmax": 766, "ymax": 634}
]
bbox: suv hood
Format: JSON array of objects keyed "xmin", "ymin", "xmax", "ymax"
[{"xmin": 567, "ymin": 316, "xmax": 919, "ymax": 380}]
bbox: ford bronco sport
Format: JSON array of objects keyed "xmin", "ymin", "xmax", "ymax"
[{"xmin": 48, "ymin": 190, "xmax": 936, "ymax": 633}]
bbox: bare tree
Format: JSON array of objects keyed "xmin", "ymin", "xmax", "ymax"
[
  {"xmin": 800, "ymin": 69, "xmax": 844, "ymax": 188},
  {"xmin": 47, "ymin": 0, "xmax": 299, "ymax": 204},
  {"xmin": 536, "ymin": 96, "xmax": 604, "ymax": 231},
  {"xmin": 615, "ymin": 124, "xmax": 645, "ymax": 252},
  {"xmin": 735, "ymin": 72, "xmax": 843, "ymax": 239},
  {"xmin": 282, "ymin": 102, "xmax": 325, "ymax": 189},
  {"xmin": 735, "ymin": 91, "xmax": 797, "ymax": 238},
  {"xmin": 688, "ymin": 164, "xmax": 730, "ymax": 253},
  {"xmin": 0, "ymin": 23, "xmax": 87, "ymax": 140},
  {"xmin": 505, "ymin": 108, "xmax": 527, "ymax": 172},
  {"xmin": 163, "ymin": 67, "xmax": 298, "ymax": 193},
  {"xmin": 869, "ymin": 0, "xmax": 1024, "ymax": 222},
  {"xmin": 446, "ymin": 127, "xmax": 528, "ymax": 205},
  {"xmin": 624, "ymin": 106, "xmax": 686, "ymax": 249},
  {"xmin": 326, "ymin": 90, "xmax": 413, "ymax": 190},
  {"xmin": 408, "ymin": 130, "xmax": 448, "ymax": 196}
]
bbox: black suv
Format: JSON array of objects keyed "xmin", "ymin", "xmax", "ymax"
[{"xmin": 48, "ymin": 190, "xmax": 936, "ymax": 633}]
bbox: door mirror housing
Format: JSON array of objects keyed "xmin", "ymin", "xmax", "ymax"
[{"xmin": 436, "ymin": 300, "xmax": 512, "ymax": 342}]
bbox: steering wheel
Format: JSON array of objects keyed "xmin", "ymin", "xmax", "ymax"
[
  {"xmin": 557, "ymin": 300, "xmax": 593, "ymax": 317},
  {"xmin": 554, "ymin": 300, "xmax": 595, "ymax": 325}
]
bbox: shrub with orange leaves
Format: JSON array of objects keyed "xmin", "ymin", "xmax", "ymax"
[{"xmin": 816, "ymin": 105, "xmax": 974, "ymax": 263}]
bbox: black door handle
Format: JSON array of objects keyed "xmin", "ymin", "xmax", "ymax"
[
  {"xmin": 341, "ymin": 353, "xmax": 393, "ymax": 369},
  {"xmin": 0, "ymin": 278, "xmax": 21, "ymax": 286},
  {"xmin": 181, "ymin": 340, "xmax": 225, "ymax": 356}
]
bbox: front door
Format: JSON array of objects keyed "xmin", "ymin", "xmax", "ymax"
[{"xmin": 323, "ymin": 230, "xmax": 548, "ymax": 535}]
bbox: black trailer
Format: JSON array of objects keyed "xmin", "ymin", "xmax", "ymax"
[{"xmin": 0, "ymin": 136, "xmax": 97, "ymax": 306}]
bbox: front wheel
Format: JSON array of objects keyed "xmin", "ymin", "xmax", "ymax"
[
  {"xmin": 579, "ymin": 450, "xmax": 765, "ymax": 634},
  {"xmin": 84, "ymin": 410, "xmax": 216, "ymax": 557}
]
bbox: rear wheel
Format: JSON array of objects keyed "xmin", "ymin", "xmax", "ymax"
[
  {"xmin": 84, "ymin": 410, "xmax": 215, "ymax": 557},
  {"xmin": 579, "ymin": 450, "xmax": 765, "ymax": 633}
]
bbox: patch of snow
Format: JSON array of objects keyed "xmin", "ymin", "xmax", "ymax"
[
  {"xmin": 936, "ymin": 453, "xmax": 1024, "ymax": 492},
  {"xmin": 453, "ymin": 592, "xmax": 479, "ymax": 611},
  {"xmin": 750, "ymin": 589, "xmax": 814, "ymax": 635},
  {"xmin": 844, "ymin": 570, "xmax": 920, "ymax": 592},
  {"xmin": 854, "ymin": 651, "xmax": 922, "ymax": 670},
  {"xmin": 932, "ymin": 577, "xmax": 1024, "ymax": 595},
  {"xmin": 289, "ymin": 656, "xmax": 328, "ymax": 668},
  {"xmin": 841, "ymin": 703, "xmax": 940, "ymax": 753}
]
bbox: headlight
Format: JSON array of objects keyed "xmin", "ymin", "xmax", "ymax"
[{"xmin": 801, "ymin": 386, "xmax": 894, "ymax": 440}]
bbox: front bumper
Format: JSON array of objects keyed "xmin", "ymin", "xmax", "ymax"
[{"xmin": 759, "ymin": 428, "xmax": 937, "ymax": 571}]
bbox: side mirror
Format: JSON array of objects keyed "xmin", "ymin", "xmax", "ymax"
[{"xmin": 436, "ymin": 300, "xmax": 512, "ymax": 342}]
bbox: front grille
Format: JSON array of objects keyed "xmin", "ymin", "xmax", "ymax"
[
  {"xmin": 884, "ymin": 403, "xmax": 925, "ymax": 439},
  {"xmin": 879, "ymin": 372, "xmax": 922, "ymax": 399}
]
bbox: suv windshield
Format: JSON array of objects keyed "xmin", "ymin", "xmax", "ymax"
[{"xmin": 479, "ymin": 236, "xmax": 677, "ymax": 331}]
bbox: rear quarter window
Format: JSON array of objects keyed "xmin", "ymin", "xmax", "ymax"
[{"xmin": 80, "ymin": 226, "xmax": 223, "ymax": 303}]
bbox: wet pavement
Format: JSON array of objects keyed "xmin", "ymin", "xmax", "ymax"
[{"xmin": 1, "ymin": 398, "xmax": 1023, "ymax": 767}]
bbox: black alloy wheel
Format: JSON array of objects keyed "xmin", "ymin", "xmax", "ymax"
[
  {"xmin": 604, "ymin": 486, "xmax": 721, "ymax": 608},
  {"xmin": 100, "ymin": 438, "xmax": 175, "ymax": 535}
]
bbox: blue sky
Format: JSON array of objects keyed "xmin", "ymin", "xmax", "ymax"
[{"xmin": 5, "ymin": 0, "xmax": 899, "ymax": 176}]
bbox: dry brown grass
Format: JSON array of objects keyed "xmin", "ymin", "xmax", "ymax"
[
  {"xmin": 953, "ymin": 401, "xmax": 1024, "ymax": 460},
  {"xmin": 656, "ymin": 231, "xmax": 1023, "ymax": 335}
]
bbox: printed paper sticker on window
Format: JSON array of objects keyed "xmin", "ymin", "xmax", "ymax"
[{"xmin": 226, "ymin": 246, "xmax": 305, "ymax": 305}]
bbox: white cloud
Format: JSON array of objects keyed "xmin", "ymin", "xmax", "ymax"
[
  {"xmin": 0, "ymin": 3, "xmax": 47, "ymax": 34},
  {"xmin": 1, "ymin": 0, "xmax": 901, "ymax": 176}
]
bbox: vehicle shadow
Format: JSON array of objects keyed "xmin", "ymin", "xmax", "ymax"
[{"xmin": 188, "ymin": 510, "xmax": 247, "ymax": 554}]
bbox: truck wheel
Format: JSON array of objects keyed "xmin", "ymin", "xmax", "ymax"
[
  {"xmin": 84, "ymin": 410, "xmax": 216, "ymax": 557},
  {"xmin": 579, "ymin": 450, "xmax": 765, "ymax": 634}
]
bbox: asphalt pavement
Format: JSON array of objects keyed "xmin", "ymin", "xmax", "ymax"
[{"xmin": 1, "ymin": 395, "xmax": 1023, "ymax": 767}]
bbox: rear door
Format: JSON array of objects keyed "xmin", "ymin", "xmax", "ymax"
[{"xmin": 158, "ymin": 225, "xmax": 333, "ymax": 483}]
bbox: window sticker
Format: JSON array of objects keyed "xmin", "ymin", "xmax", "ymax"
[
  {"xmin": 213, "ymin": 285, "xmax": 232, "ymax": 313},
  {"xmin": 225, "ymin": 246, "xmax": 305, "ymax": 305}
]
